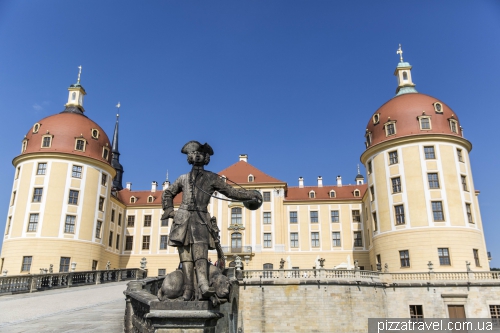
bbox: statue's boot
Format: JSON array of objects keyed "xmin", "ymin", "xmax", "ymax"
[
  {"xmin": 181, "ymin": 261, "xmax": 194, "ymax": 301},
  {"xmin": 195, "ymin": 259, "xmax": 215, "ymax": 299}
]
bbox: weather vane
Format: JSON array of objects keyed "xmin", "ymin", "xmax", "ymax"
[
  {"xmin": 397, "ymin": 44, "xmax": 404, "ymax": 62},
  {"xmin": 116, "ymin": 102, "xmax": 121, "ymax": 118},
  {"xmin": 77, "ymin": 65, "xmax": 82, "ymax": 83}
]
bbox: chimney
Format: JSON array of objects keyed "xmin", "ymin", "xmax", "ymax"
[
  {"xmin": 162, "ymin": 180, "xmax": 170, "ymax": 190},
  {"xmin": 299, "ymin": 177, "xmax": 304, "ymax": 188},
  {"xmin": 239, "ymin": 154, "xmax": 248, "ymax": 162},
  {"xmin": 126, "ymin": 182, "xmax": 132, "ymax": 190},
  {"xmin": 336, "ymin": 176, "xmax": 342, "ymax": 187},
  {"xmin": 151, "ymin": 181, "xmax": 158, "ymax": 192},
  {"xmin": 317, "ymin": 176, "xmax": 323, "ymax": 187}
]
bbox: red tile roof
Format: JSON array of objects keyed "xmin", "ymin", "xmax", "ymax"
[
  {"xmin": 116, "ymin": 189, "xmax": 182, "ymax": 206},
  {"xmin": 285, "ymin": 184, "xmax": 367, "ymax": 201},
  {"xmin": 218, "ymin": 160, "xmax": 285, "ymax": 185}
]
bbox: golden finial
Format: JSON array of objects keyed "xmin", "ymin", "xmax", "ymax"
[
  {"xmin": 77, "ymin": 65, "xmax": 82, "ymax": 83},
  {"xmin": 397, "ymin": 44, "xmax": 404, "ymax": 62}
]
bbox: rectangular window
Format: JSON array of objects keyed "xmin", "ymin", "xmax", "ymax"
[
  {"xmin": 310, "ymin": 211, "xmax": 318, "ymax": 223},
  {"xmin": 386, "ymin": 123, "xmax": 395, "ymax": 136},
  {"xmin": 109, "ymin": 231, "xmax": 113, "ymax": 247},
  {"xmin": 127, "ymin": 215, "xmax": 135, "ymax": 227},
  {"xmin": 389, "ymin": 151, "xmax": 398, "ymax": 164},
  {"xmin": 27, "ymin": 213, "xmax": 39, "ymax": 232},
  {"xmin": 125, "ymin": 236, "xmax": 133, "ymax": 251},
  {"xmin": 395, "ymin": 205, "xmax": 405, "ymax": 225},
  {"xmin": 466, "ymin": 203, "xmax": 473, "ymax": 223},
  {"xmin": 92, "ymin": 260, "xmax": 98, "ymax": 270},
  {"xmin": 37, "ymin": 163, "xmax": 47, "ymax": 175},
  {"xmin": 289, "ymin": 211, "xmax": 297, "ymax": 223},
  {"xmin": 32, "ymin": 188, "xmax": 43, "ymax": 202},
  {"xmin": 331, "ymin": 210, "xmax": 339, "ymax": 223},
  {"xmin": 461, "ymin": 175, "xmax": 468, "ymax": 191},
  {"xmin": 161, "ymin": 219, "xmax": 168, "ymax": 227},
  {"xmin": 420, "ymin": 117, "xmax": 431, "ymax": 129},
  {"xmin": 118, "ymin": 213, "xmax": 122, "ymax": 226},
  {"xmin": 144, "ymin": 215, "xmax": 152, "ymax": 227},
  {"xmin": 473, "ymin": 249, "xmax": 480, "ymax": 266},
  {"xmin": 98, "ymin": 197, "xmax": 105, "ymax": 211},
  {"xmin": 457, "ymin": 149, "xmax": 464, "ymax": 162},
  {"xmin": 21, "ymin": 256, "xmax": 32, "ymax": 272},
  {"xmin": 263, "ymin": 233, "xmax": 272, "ymax": 248},
  {"xmin": 489, "ymin": 305, "xmax": 500, "ymax": 327},
  {"xmin": 160, "ymin": 235, "xmax": 168, "ymax": 249},
  {"xmin": 352, "ymin": 210, "xmax": 361, "ymax": 223},
  {"xmin": 424, "ymin": 146, "xmax": 435, "ymax": 159},
  {"xmin": 42, "ymin": 136, "xmax": 51, "ymax": 147},
  {"xmin": 370, "ymin": 186, "xmax": 375, "ymax": 201},
  {"xmin": 111, "ymin": 209, "xmax": 115, "ymax": 222},
  {"xmin": 75, "ymin": 139, "xmax": 85, "ymax": 151},
  {"xmin": 438, "ymin": 248, "xmax": 450, "ymax": 265},
  {"xmin": 158, "ymin": 269, "xmax": 166, "ymax": 276},
  {"xmin": 354, "ymin": 231, "xmax": 362, "ymax": 247},
  {"xmin": 231, "ymin": 208, "xmax": 242, "ymax": 224},
  {"xmin": 68, "ymin": 190, "xmax": 79, "ymax": 205},
  {"xmin": 101, "ymin": 174, "xmax": 107, "ymax": 186},
  {"xmin": 427, "ymin": 173, "xmax": 440, "ymax": 189},
  {"xmin": 391, "ymin": 177, "xmax": 402, "ymax": 193},
  {"xmin": 142, "ymin": 236, "xmax": 150, "ymax": 250},
  {"xmin": 311, "ymin": 232, "xmax": 320, "ymax": 247},
  {"xmin": 431, "ymin": 201, "xmax": 444, "ymax": 221},
  {"xmin": 95, "ymin": 221, "xmax": 102, "ymax": 239},
  {"xmin": 64, "ymin": 215, "xmax": 76, "ymax": 233},
  {"xmin": 263, "ymin": 192, "xmax": 271, "ymax": 202},
  {"xmin": 332, "ymin": 232, "xmax": 341, "ymax": 247},
  {"xmin": 116, "ymin": 234, "xmax": 120, "ymax": 250},
  {"xmin": 372, "ymin": 212, "xmax": 378, "ymax": 231},
  {"xmin": 290, "ymin": 232, "xmax": 298, "ymax": 248},
  {"xmin": 400, "ymin": 250, "xmax": 410, "ymax": 267},
  {"xmin": 450, "ymin": 120, "xmax": 457, "ymax": 133},
  {"xmin": 368, "ymin": 161, "xmax": 373, "ymax": 174},
  {"xmin": 72, "ymin": 165, "xmax": 82, "ymax": 178},
  {"xmin": 5, "ymin": 216, "xmax": 11, "ymax": 235},
  {"xmin": 263, "ymin": 212, "xmax": 271, "ymax": 224},
  {"xmin": 409, "ymin": 305, "xmax": 424, "ymax": 320},
  {"xmin": 11, "ymin": 191, "xmax": 16, "ymax": 206},
  {"xmin": 59, "ymin": 257, "xmax": 70, "ymax": 272}
]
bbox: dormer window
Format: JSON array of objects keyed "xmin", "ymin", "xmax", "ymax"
[
  {"xmin": 21, "ymin": 139, "xmax": 28, "ymax": 153},
  {"xmin": 147, "ymin": 196, "xmax": 154, "ymax": 203},
  {"xmin": 433, "ymin": 102, "xmax": 443, "ymax": 113},
  {"xmin": 130, "ymin": 196, "xmax": 136, "ymax": 204},
  {"xmin": 372, "ymin": 114, "xmax": 380, "ymax": 125},
  {"xmin": 33, "ymin": 123, "xmax": 40, "ymax": 134},
  {"xmin": 102, "ymin": 147, "xmax": 109, "ymax": 160},
  {"xmin": 221, "ymin": 175, "xmax": 227, "ymax": 183},
  {"xmin": 75, "ymin": 139, "xmax": 86, "ymax": 152},
  {"xmin": 329, "ymin": 190, "xmax": 336, "ymax": 198},
  {"xmin": 91, "ymin": 129, "xmax": 99, "ymax": 139},
  {"xmin": 248, "ymin": 174, "xmax": 254, "ymax": 182},
  {"xmin": 418, "ymin": 116, "xmax": 432, "ymax": 130},
  {"xmin": 384, "ymin": 121, "xmax": 397, "ymax": 137},
  {"xmin": 365, "ymin": 131, "xmax": 372, "ymax": 146},
  {"xmin": 354, "ymin": 190, "xmax": 360, "ymax": 197},
  {"xmin": 449, "ymin": 119, "xmax": 458, "ymax": 133},
  {"xmin": 41, "ymin": 135, "xmax": 52, "ymax": 148},
  {"xmin": 309, "ymin": 191, "xmax": 315, "ymax": 199}
]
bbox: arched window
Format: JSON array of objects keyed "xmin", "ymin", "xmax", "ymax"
[
  {"xmin": 403, "ymin": 71, "xmax": 408, "ymax": 81},
  {"xmin": 329, "ymin": 190, "xmax": 336, "ymax": 198},
  {"xmin": 72, "ymin": 92, "xmax": 76, "ymax": 100},
  {"xmin": 231, "ymin": 207, "xmax": 242, "ymax": 224},
  {"xmin": 231, "ymin": 233, "xmax": 242, "ymax": 249},
  {"xmin": 147, "ymin": 196, "xmax": 154, "ymax": 203},
  {"xmin": 354, "ymin": 190, "xmax": 360, "ymax": 197},
  {"xmin": 248, "ymin": 175, "xmax": 254, "ymax": 182},
  {"xmin": 130, "ymin": 197, "xmax": 136, "ymax": 203},
  {"xmin": 309, "ymin": 191, "xmax": 315, "ymax": 199},
  {"xmin": 263, "ymin": 263, "xmax": 273, "ymax": 270}
]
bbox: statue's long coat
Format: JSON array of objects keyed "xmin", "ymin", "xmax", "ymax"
[{"xmin": 162, "ymin": 169, "xmax": 254, "ymax": 249}]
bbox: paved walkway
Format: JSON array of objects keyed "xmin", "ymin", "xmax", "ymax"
[{"xmin": 0, "ymin": 281, "xmax": 129, "ymax": 332}]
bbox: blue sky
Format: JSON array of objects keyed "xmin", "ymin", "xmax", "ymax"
[{"xmin": 1, "ymin": 1, "xmax": 499, "ymax": 267}]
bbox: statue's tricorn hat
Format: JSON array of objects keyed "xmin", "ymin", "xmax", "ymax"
[{"xmin": 181, "ymin": 141, "xmax": 214, "ymax": 156}]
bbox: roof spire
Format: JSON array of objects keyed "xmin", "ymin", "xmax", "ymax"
[
  {"xmin": 166, "ymin": 170, "xmax": 169, "ymax": 182},
  {"xmin": 63, "ymin": 65, "xmax": 87, "ymax": 114},
  {"xmin": 396, "ymin": 44, "xmax": 404, "ymax": 63},
  {"xmin": 77, "ymin": 65, "xmax": 82, "ymax": 83},
  {"xmin": 111, "ymin": 102, "xmax": 124, "ymax": 190},
  {"xmin": 357, "ymin": 164, "xmax": 360, "ymax": 175}
]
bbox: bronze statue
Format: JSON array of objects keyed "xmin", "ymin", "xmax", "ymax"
[{"xmin": 161, "ymin": 141, "xmax": 261, "ymax": 301}]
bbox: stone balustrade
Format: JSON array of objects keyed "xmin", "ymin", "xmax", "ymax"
[
  {"xmin": 240, "ymin": 269, "xmax": 500, "ymax": 284},
  {"xmin": 0, "ymin": 268, "xmax": 146, "ymax": 295}
]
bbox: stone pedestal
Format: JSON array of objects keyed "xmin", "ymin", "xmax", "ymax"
[{"xmin": 124, "ymin": 279, "xmax": 224, "ymax": 333}]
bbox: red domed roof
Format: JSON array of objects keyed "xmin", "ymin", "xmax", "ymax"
[
  {"xmin": 365, "ymin": 93, "xmax": 463, "ymax": 148},
  {"xmin": 21, "ymin": 112, "xmax": 111, "ymax": 164}
]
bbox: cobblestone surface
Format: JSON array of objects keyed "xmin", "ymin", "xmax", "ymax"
[{"xmin": 0, "ymin": 281, "xmax": 128, "ymax": 332}]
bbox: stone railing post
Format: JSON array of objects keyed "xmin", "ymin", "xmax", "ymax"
[
  {"xmin": 279, "ymin": 269, "xmax": 284, "ymax": 279},
  {"xmin": 117, "ymin": 270, "xmax": 122, "ymax": 282},
  {"xmin": 354, "ymin": 269, "xmax": 361, "ymax": 281},
  {"xmin": 319, "ymin": 268, "xmax": 326, "ymax": 279},
  {"xmin": 68, "ymin": 273, "xmax": 73, "ymax": 287},
  {"xmin": 29, "ymin": 276, "xmax": 37, "ymax": 293},
  {"xmin": 96, "ymin": 272, "xmax": 102, "ymax": 284},
  {"xmin": 468, "ymin": 271, "xmax": 475, "ymax": 281},
  {"xmin": 429, "ymin": 271, "xmax": 435, "ymax": 282}
]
